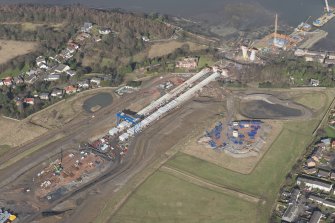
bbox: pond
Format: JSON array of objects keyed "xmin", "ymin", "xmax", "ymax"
[
  {"xmin": 83, "ymin": 93, "xmax": 113, "ymax": 113},
  {"xmin": 240, "ymin": 100, "xmax": 302, "ymax": 119}
]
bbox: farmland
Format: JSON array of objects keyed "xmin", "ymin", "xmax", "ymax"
[
  {"xmin": 112, "ymin": 171, "xmax": 262, "ymax": 223},
  {"xmin": 147, "ymin": 40, "xmax": 207, "ymax": 58}
]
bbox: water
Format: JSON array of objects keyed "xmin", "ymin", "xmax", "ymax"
[
  {"xmin": 83, "ymin": 93, "xmax": 113, "ymax": 113},
  {"xmin": 1, "ymin": 0, "xmax": 334, "ymax": 49},
  {"xmin": 240, "ymin": 100, "xmax": 303, "ymax": 119}
]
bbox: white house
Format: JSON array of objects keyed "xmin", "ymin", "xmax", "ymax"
[
  {"xmin": 90, "ymin": 77, "xmax": 101, "ymax": 86},
  {"xmin": 54, "ymin": 64, "xmax": 70, "ymax": 73},
  {"xmin": 66, "ymin": 70, "xmax": 76, "ymax": 77},
  {"xmin": 99, "ymin": 28, "xmax": 111, "ymax": 35},
  {"xmin": 45, "ymin": 74, "xmax": 60, "ymax": 81}
]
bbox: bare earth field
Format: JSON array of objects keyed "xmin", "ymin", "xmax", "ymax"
[
  {"xmin": 0, "ymin": 117, "xmax": 47, "ymax": 148},
  {"xmin": 0, "ymin": 40, "xmax": 37, "ymax": 64}
]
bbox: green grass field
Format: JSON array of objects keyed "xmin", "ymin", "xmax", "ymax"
[
  {"xmin": 113, "ymin": 171, "xmax": 262, "ymax": 223},
  {"xmin": 198, "ymin": 55, "xmax": 214, "ymax": 69},
  {"xmin": 165, "ymin": 119, "xmax": 319, "ymax": 220},
  {"xmin": 294, "ymin": 92, "xmax": 327, "ymax": 110}
]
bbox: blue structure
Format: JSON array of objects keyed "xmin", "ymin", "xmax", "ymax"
[{"xmin": 116, "ymin": 112, "xmax": 143, "ymax": 133}]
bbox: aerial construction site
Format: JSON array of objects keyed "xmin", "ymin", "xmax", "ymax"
[{"xmin": 0, "ymin": 67, "xmax": 229, "ymax": 222}]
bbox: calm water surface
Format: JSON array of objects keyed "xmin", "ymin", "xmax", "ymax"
[{"xmin": 1, "ymin": 0, "xmax": 334, "ymax": 49}]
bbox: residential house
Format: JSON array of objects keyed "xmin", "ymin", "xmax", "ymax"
[
  {"xmin": 26, "ymin": 69, "xmax": 38, "ymax": 77},
  {"xmin": 331, "ymin": 172, "xmax": 335, "ymax": 180},
  {"xmin": 309, "ymin": 210, "xmax": 322, "ymax": 223},
  {"xmin": 3, "ymin": 77, "xmax": 13, "ymax": 86},
  {"xmin": 44, "ymin": 74, "xmax": 60, "ymax": 81},
  {"xmin": 309, "ymin": 195, "xmax": 335, "ymax": 209},
  {"xmin": 321, "ymin": 138, "xmax": 331, "ymax": 148},
  {"xmin": 290, "ymin": 189, "xmax": 300, "ymax": 204},
  {"xmin": 99, "ymin": 28, "xmax": 111, "ymax": 35},
  {"xmin": 324, "ymin": 58, "xmax": 335, "ymax": 65},
  {"xmin": 54, "ymin": 64, "xmax": 70, "ymax": 73},
  {"xmin": 296, "ymin": 176, "xmax": 332, "ymax": 192},
  {"xmin": 176, "ymin": 57, "xmax": 199, "ymax": 69},
  {"xmin": 39, "ymin": 93, "xmax": 50, "ymax": 100},
  {"xmin": 90, "ymin": 77, "xmax": 101, "ymax": 86},
  {"xmin": 66, "ymin": 70, "xmax": 76, "ymax": 77},
  {"xmin": 282, "ymin": 203, "xmax": 299, "ymax": 223},
  {"xmin": 13, "ymin": 76, "xmax": 24, "ymax": 85},
  {"xmin": 332, "ymin": 140, "xmax": 335, "ymax": 149},
  {"xmin": 77, "ymin": 80, "xmax": 90, "ymax": 88},
  {"xmin": 306, "ymin": 158, "xmax": 317, "ymax": 167},
  {"xmin": 36, "ymin": 56, "xmax": 46, "ymax": 66},
  {"xmin": 64, "ymin": 85, "xmax": 77, "ymax": 94},
  {"xmin": 304, "ymin": 167, "xmax": 317, "ymax": 175},
  {"xmin": 142, "ymin": 36, "xmax": 150, "ymax": 42},
  {"xmin": 25, "ymin": 74, "xmax": 37, "ymax": 84},
  {"xmin": 317, "ymin": 169, "xmax": 330, "ymax": 178},
  {"xmin": 51, "ymin": 89, "xmax": 64, "ymax": 98},
  {"xmin": 328, "ymin": 52, "xmax": 335, "ymax": 60},
  {"xmin": 67, "ymin": 42, "xmax": 79, "ymax": 50},
  {"xmin": 310, "ymin": 79, "xmax": 320, "ymax": 87},
  {"xmin": 81, "ymin": 22, "xmax": 93, "ymax": 33},
  {"xmin": 23, "ymin": 98, "xmax": 34, "ymax": 105},
  {"xmin": 36, "ymin": 56, "xmax": 48, "ymax": 69}
]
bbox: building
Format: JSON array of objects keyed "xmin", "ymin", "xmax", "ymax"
[
  {"xmin": 45, "ymin": 74, "xmax": 60, "ymax": 81},
  {"xmin": 309, "ymin": 211, "xmax": 322, "ymax": 223},
  {"xmin": 3, "ymin": 77, "xmax": 13, "ymax": 86},
  {"xmin": 142, "ymin": 36, "xmax": 150, "ymax": 42},
  {"xmin": 324, "ymin": 58, "xmax": 335, "ymax": 65},
  {"xmin": 64, "ymin": 85, "xmax": 77, "ymax": 94},
  {"xmin": 66, "ymin": 70, "xmax": 76, "ymax": 77},
  {"xmin": 81, "ymin": 22, "xmax": 93, "ymax": 33},
  {"xmin": 23, "ymin": 98, "xmax": 34, "ymax": 105},
  {"xmin": 304, "ymin": 167, "xmax": 317, "ymax": 175},
  {"xmin": 54, "ymin": 64, "xmax": 70, "ymax": 73},
  {"xmin": 309, "ymin": 195, "xmax": 335, "ymax": 209},
  {"xmin": 332, "ymin": 140, "xmax": 335, "ymax": 149},
  {"xmin": 39, "ymin": 93, "xmax": 50, "ymax": 100},
  {"xmin": 25, "ymin": 74, "xmax": 37, "ymax": 84},
  {"xmin": 321, "ymin": 138, "xmax": 331, "ymax": 147},
  {"xmin": 13, "ymin": 76, "xmax": 24, "ymax": 85},
  {"xmin": 99, "ymin": 28, "xmax": 111, "ymax": 35},
  {"xmin": 90, "ymin": 77, "xmax": 101, "ymax": 86},
  {"xmin": 51, "ymin": 89, "xmax": 64, "ymax": 98},
  {"xmin": 176, "ymin": 57, "xmax": 199, "ymax": 69},
  {"xmin": 296, "ymin": 176, "xmax": 332, "ymax": 192},
  {"xmin": 317, "ymin": 169, "xmax": 330, "ymax": 178},
  {"xmin": 310, "ymin": 79, "xmax": 320, "ymax": 87},
  {"xmin": 77, "ymin": 80, "xmax": 90, "ymax": 88},
  {"xmin": 306, "ymin": 158, "xmax": 317, "ymax": 167},
  {"xmin": 282, "ymin": 203, "xmax": 299, "ymax": 223}
]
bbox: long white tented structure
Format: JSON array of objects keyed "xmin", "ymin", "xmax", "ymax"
[
  {"xmin": 119, "ymin": 71, "xmax": 220, "ymax": 141},
  {"xmin": 137, "ymin": 68, "xmax": 210, "ymax": 116}
]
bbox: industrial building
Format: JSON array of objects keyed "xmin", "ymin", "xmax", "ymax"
[{"xmin": 297, "ymin": 176, "xmax": 332, "ymax": 192}]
